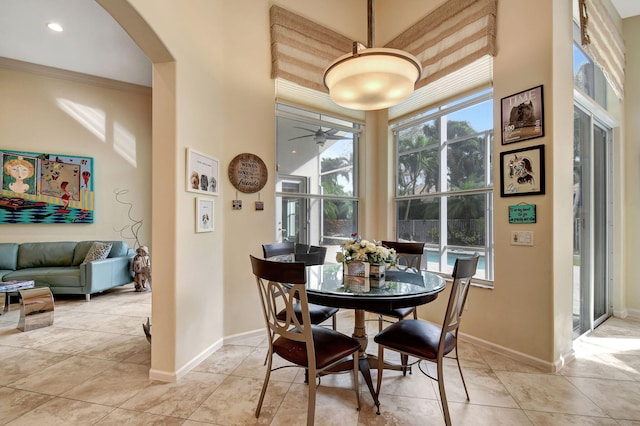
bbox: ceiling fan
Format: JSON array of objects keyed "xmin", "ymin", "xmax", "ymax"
[{"xmin": 288, "ymin": 127, "xmax": 347, "ymax": 146}]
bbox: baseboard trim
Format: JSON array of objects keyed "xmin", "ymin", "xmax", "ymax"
[
  {"xmin": 153, "ymin": 326, "xmax": 584, "ymax": 380},
  {"xmin": 148, "ymin": 368, "xmax": 176, "ymax": 382},
  {"xmin": 148, "ymin": 337, "xmax": 224, "ymax": 382},
  {"xmin": 459, "ymin": 332, "xmax": 571, "ymax": 373},
  {"xmin": 616, "ymin": 308, "xmax": 640, "ymax": 319},
  {"xmin": 223, "ymin": 328, "xmax": 265, "ymax": 345}
]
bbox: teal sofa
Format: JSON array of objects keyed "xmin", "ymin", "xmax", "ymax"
[{"xmin": 0, "ymin": 241, "xmax": 134, "ymax": 300}]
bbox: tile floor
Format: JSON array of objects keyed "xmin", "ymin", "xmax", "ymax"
[{"xmin": 1, "ymin": 284, "xmax": 639, "ymax": 425}]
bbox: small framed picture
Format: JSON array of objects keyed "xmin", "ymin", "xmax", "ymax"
[
  {"xmin": 501, "ymin": 85, "xmax": 544, "ymax": 144},
  {"xmin": 195, "ymin": 197, "xmax": 214, "ymax": 232},
  {"xmin": 186, "ymin": 148, "xmax": 219, "ymax": 195},
  {"xmin": 500, "ymin": 144, "xmax": 545, "ymax": 197}
]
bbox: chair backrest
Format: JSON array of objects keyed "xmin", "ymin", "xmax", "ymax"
[
  {"xmin": 293, "ymin": 244, "xmax": 327, "ymax": 265},
  {"xmin": 262, "ymin": 242, "xmax": 295, "ymax": 259},
  {"xmin": 440, "ymin": 254, "xmax": 479, "ymax": 347},
  {"xmin": 294, "ymin": 243, "xmax": 311, "ymax": 254},
  {"xmin": 295, "ymin": 250, "xmax": 324, "ymax": 266},
  {"xmin": 250, "ymin": 255, "xmax": 315, "ymax": 357},
  {"xmin": 382, "ymin": 240, "xmax": 425, "ymax": 270}
]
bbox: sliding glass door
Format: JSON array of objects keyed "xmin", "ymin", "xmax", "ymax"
[{"xmin": 573, "ymin": 104, "xmax": 612, "ymax": 337}]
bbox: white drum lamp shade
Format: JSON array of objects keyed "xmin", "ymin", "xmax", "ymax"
[{"xmin": 323, "ymin": 46, "xmax": 421, "ymax": 111}]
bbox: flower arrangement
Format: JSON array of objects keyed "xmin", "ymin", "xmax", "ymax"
[{"xmin": 336, "ymin": 234, "xmax": 396, "ymax": 265}]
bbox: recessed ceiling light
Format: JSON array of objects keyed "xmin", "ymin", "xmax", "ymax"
[{"xmin": 47, "ymin": 22, "xmax": 64, "ymax": 32}]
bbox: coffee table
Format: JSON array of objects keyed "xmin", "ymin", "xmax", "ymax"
[
  {"xmin": 18, "ymin": 287, "xmax": 55, "ymax": 331},
  {"xmin": 0, "ymin": 280, "xmax": 35, "ymax": 314}
]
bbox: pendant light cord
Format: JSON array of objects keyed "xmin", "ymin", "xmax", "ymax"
[{"xmin": 368, "ymin": 0, "xmax": 374, "ymax": 48}]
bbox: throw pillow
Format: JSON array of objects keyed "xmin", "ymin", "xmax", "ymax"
[{"xmin": 82, "ymin": 242, "xmax": 113, "ymax": 264}]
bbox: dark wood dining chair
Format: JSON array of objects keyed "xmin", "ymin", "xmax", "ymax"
[
  {"xmin": 250, "ymin": 255, "xmax": 360, "ymax": 426},
  {"xmin": 294, "ymin": 243, "xmax": 327, "ymax": 255},
  {"xmin": 374, "ymin": 254, "xmax": 480, "ymax": 426},
  {"xmin": 261, "ymin": 242, "xmax": 295, "ymax": 259},
  {"xmin": 294, "ymin": 244, "xmax": 328, "ymax": 266},
  {"xmin": 367, "ymin": 240, "xmax": 425, "ymax": 331},
  {"xmin": 262, "ymin": 243, "xmax": 338, "ymax": 330}
]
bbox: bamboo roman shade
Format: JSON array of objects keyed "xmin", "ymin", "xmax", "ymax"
[
  {"xmin": 579, "ymin": 0, "xmax": 625, "ymax": 98},
  {"xmin": 270, "ymin": 5, "xmax": 352, "ymax": 93},
  {"xmin": 270, "ymin": 0, "xmax": 497, "ymax": 111},
  {"xmin": 385, "ymin": 0, "xmax": 496, "ymax": 90}
]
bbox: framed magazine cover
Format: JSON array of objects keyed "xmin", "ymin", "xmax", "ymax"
[
  {"xmin": 501, "ymin": 85, "xmax": 544, "ymax": 144},
  {"xmin": 500, "ymin": 145, "xmax": 545, "ymax": 197}
]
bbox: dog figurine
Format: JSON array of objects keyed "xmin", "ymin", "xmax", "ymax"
[{"xmin": 132, "ymin": 245, "xmax": 151, "ymax": 292}]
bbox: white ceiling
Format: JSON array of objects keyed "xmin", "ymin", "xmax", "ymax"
[
  {"xmin": 611, "ymin": 0, "xmax": 640, "ymax": 18},
  {"xmin": 0, "ymin": 0, "xmax": 151, "ymax": 86},
  {"xmin": 0, "ymin": 0, "xmax": 637, "ymax": 88}
]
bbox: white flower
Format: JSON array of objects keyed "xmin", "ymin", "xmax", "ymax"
[{"xmin": 338, "ymin": 235, "xmax": 396, "ymax": 265}]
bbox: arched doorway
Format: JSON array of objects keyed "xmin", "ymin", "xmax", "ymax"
[{"xmin": 97, "ymin": 0, "xmax": 177, "ymax": 380}]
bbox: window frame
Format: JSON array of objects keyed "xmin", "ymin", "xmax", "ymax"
[
  {"xmin": 275, "ymin": 103, "xmax": 362, "ymax": 247},
  {"xmin": 392, "ymin": 90, "xmax": 494, "ymax": 285}
]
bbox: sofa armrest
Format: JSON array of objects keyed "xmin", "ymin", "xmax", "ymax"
[{"xmin": 80, "ymin": 256, "xmax": 133, "ymax": 294}]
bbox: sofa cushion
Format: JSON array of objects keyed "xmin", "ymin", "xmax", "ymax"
[
  {"xmin": 45, "ymin": 267, "xmax": 82, "ymax": 287},
  {"xmin": 72, "ymin": 241, "xmax": 129, "ymax": 265},
  {"xmin": 107, "ymin": 241, "xmax": 128, "ymax": 258},
  {"xmin": 4, "ymin": 267, "xmax": 80, "ymax": 288},
  {"xmin": 72, "ymin": 241, "xmax": 95, "ymax": 266},
  {"xmin": 17, "ymin": 242, "xmax": 77, "ymax": 269},
  {"xmin": 0, "ymin": 243, "xmax": 19, "ymax": 270},
  {"xmin": 83, "ymin": 242, "xmax": 112, "ymax": 264}
]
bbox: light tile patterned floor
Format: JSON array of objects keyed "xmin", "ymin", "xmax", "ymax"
[{"xmin": 1, "ymin": 283, "xmax": 639, "ymax": 425}]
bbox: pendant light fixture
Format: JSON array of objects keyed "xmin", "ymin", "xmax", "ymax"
[{"xmin": 323, "ymin": 0, "xmax": 422, "ymax": 111}]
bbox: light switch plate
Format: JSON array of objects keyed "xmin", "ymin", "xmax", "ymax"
[{"xmin": 511, "ymin": 231, "xmax": 534, "ymax": 246}]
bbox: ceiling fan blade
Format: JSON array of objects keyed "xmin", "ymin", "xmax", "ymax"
[
  {"xmin": 324, "ymin": 128, "xmax": 340, "ymax": 135},
  {"xmin": 325, "ymin": 134, "xmax": 348, "ymax": 140},
  {"xmin": 288, "ymin": 135, "xmax": 314, "ymax": 141},
  {"xmin": 293, "ymin": 126, "xmax": 317, "ymax": 133}
]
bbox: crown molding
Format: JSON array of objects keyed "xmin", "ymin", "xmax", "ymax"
[{"xmin": 0, "ymin": 56, "xmax": 151, "ymax": 96}]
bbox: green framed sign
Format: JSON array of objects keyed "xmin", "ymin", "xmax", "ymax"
[{"xmin": 509, "ymin": 204, "xmax": 536, "ymax": 224}]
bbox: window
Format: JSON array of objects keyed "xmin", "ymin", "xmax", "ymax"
[
  {"xmin": 572, "ymin": 17, "xmax": 617, "ymax": 336},
  {"xmin": 572, "ymin": 23, "xmax": 609, "ymax": 110},
  {"xmin": 393, "ymin": 90, "xmax": 494, "ymax": 282},
  {"xmin": 275, "ymin": 104, "xmax": 360, "ymax": 252}
]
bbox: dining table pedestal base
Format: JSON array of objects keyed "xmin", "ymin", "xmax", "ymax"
[
  {"xmin": 326, "ymin": 309, "xmax": 409, "ymax": 414},
  {"xmin": 301, "ymin": 265, "xmax": 446, "ymax": 415}
]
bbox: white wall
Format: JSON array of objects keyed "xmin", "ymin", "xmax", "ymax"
[
  {"xmin": 14, "ymin": 0, "xmax": 633, "ymax": 379},
  {"xmin": 0, "ymin": 67, "xmax": 152, "ymax": 247},
  {"xmin": 375, "ymin": 0, "xmax": 574, "ymax": 366},
  {"xmin": 219, "ymin": 0, "xmax": 365, "ymax": 337},
  {"xmin": 123, "ymin": 0, "xmax": 594, "ymax": 372},
  {"xmin": 116, "ymin": 0, "xmax": 226, "ymax": 379},
  {"xmin": 623, "ymin": 15, "xmax": 640, "ymax": 317}
]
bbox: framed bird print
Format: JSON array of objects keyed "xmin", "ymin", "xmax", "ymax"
[{"xmin": 500, "ymin": 145, "xmax": 545, "ymax": 197}]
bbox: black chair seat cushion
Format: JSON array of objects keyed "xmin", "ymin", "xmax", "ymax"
[
  {"xmin": 273, "ymin": 326, "xmax": 360, "ymax": 369},
  {"xmin": 374, "ymin": 319, "xmax": 456, "ymax": 360},
  {"xmin": 276, "ymin": 303, "xmax": 338, "ymax": 325},
  {"xmin": 367, "ymin": 306, "xmax": 415, "ymax": 320}
]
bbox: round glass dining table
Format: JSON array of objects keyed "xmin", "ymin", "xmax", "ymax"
[
  {"xmin": 304, "ymin": 263, "xmax": 446, "ymax": 311},
  {"xmin": 301, "ymin": 263, "xmax": 446, "ymax": 411}
]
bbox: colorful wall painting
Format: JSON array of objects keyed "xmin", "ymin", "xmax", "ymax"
[{"xmin": 0, "ymin": 149, "xmax": 94, "ymax": 224}]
